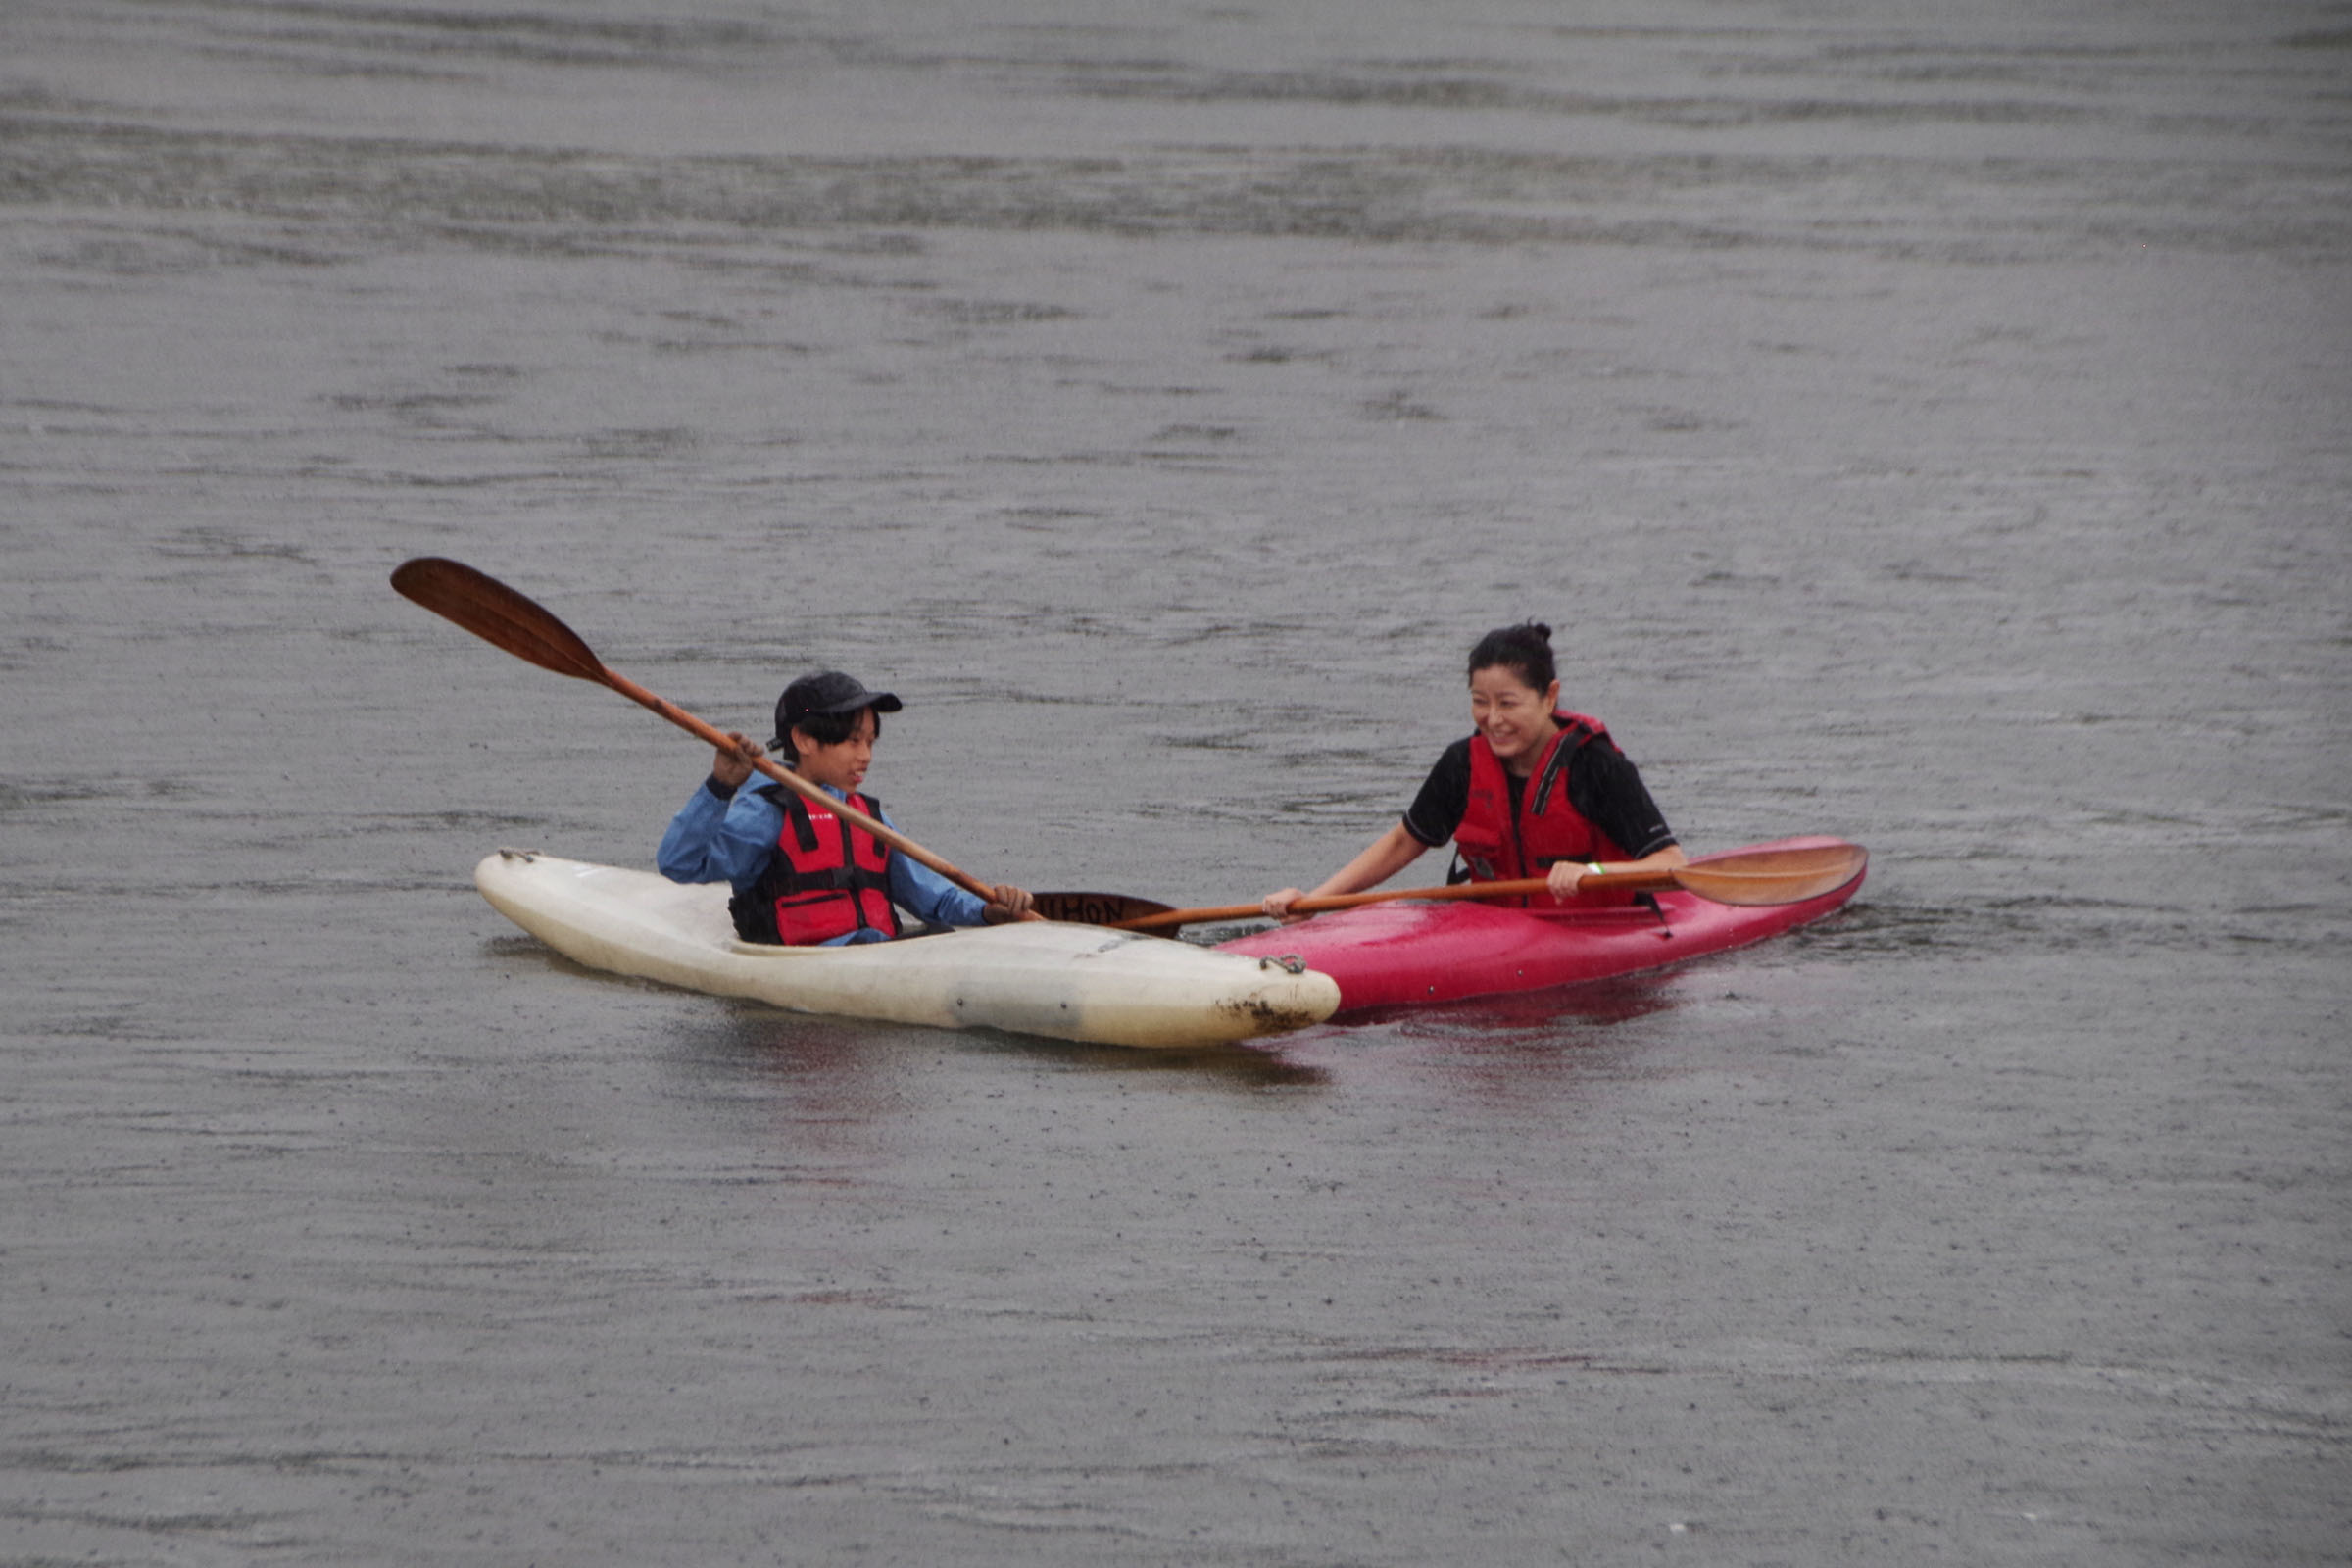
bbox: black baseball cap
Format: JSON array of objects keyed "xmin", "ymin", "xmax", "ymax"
[{"xmin": 772, "ymin": 670, "xmax": 902, "ymax": 745}]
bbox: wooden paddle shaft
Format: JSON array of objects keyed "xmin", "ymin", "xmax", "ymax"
[{"xmin": 1109, "ymin": 871, "xmax": 1678, "ymax": 931}]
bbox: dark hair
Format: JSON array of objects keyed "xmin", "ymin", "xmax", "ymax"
[
  {"xmin": 776, "ymin": 705, "xmax": 881, "ymax": 765},
  {"xmin": 1467, "ymin": 622, "xmax": 1556, "ymax": 692}
]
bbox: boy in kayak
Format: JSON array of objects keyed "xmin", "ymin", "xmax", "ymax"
[
  {"xmin": 1261, "ymin": 623, "xmax": 1687, "ymax": 919},
  {"xmin": 659, "ymin": 670, "xmax": 1035, "ymax": 945}
]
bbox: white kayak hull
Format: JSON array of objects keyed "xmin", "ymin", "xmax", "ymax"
[{"xmin": 473, "ymin": 851, "xmax": 1339, "ymax": 1050}]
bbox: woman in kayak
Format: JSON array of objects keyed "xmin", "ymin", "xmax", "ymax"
[
  {"xmin": 1261, "ymin": 623, "xmax": 1687, "ymax": 919},
  {"xmin": 660, "ymin": 669, "xmax": 1035, "ymax": 945}
]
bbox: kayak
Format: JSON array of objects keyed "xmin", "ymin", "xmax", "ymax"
[
  {"xmin": 472, "ymin": 850, "xmax": 1341, "ymax": 1049},
  {"xmin": 1212, "ymin": 837, "xmax": 1864, "ymax": 1012}
]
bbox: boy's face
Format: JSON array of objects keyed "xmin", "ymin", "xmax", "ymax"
[{"xmin": 792, "ymin": 708, "xmax": 878, "ymax": 795}]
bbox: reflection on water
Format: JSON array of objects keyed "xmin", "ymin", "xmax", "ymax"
[
  {"xmin": 980, "ymin": 1034, "xmax": 1333, "ymax": 1088},
  {"xmin": 666, "ymin": 993, "xmax": 1332, "ymax": 1101},
  {"xmin": 1363, "ymin": 971, "xmax": 1683, "ymax": 1038}
]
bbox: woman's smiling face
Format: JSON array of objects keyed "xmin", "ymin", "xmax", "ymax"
[{"xmin": 1469, "ymin": 663, "xmax": 1561, "ymax": 774}]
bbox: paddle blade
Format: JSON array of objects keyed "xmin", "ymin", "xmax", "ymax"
[
  {"xmin": 1034, "ymin": 891, "xmax": 1178, "ymax": 926},
  {"xmin": 1673, "ymin": 842, "xmax": 1867, "ymax": 906},
  {"xmin": 390, "ymin": 558, "xmax": 611, "ymax": 684}
]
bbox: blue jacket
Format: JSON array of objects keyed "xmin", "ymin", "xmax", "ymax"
[{"xmin": 658, "ymin": 776, "xmax": 989, "ymax": 944}]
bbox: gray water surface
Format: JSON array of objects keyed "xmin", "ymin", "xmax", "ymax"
[{"xmin": 4, "ymin": 1, "xmax": 2348, "ymax": 1562}]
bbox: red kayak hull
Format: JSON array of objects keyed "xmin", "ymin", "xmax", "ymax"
[{"xmin": 1213, "ymin": 837, "xmax": 1864, "ymax": 1013}]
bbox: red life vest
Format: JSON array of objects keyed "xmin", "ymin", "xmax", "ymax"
[
  {"xmin": 730, "ymin": 786, "xmax": 901, "ymax": 945},
  {"xmin": 1452, "ymin": 711, "xmax": 1630, "ymax": 906}
]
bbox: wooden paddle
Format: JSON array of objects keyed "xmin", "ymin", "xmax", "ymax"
[
  {"xmin": 1103, "ymin": 841, "xmax": 1869, "ymax": 932},
  {"xmin": 1029, "ymin": 891, "xmax": 1178, "ymax": 926},
  {"xmin": 389, "ymin": 556, "xmax": 1029, "ymax": 913}
]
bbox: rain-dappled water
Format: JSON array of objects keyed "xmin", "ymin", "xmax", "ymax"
[{"xmin": 4, "ymin": 1, "xmax": 2348, "ymax": 1562}]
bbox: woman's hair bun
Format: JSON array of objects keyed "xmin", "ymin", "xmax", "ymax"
[{"xmin": 1467, "ymin": 622, "xmax": 1558, "ymax": 689}]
